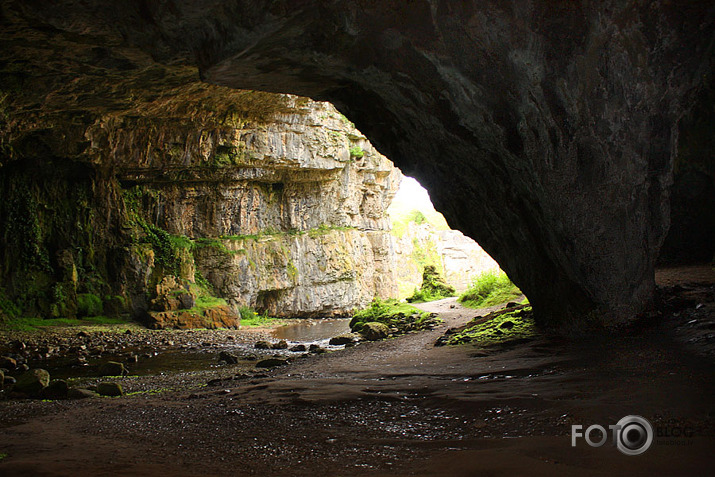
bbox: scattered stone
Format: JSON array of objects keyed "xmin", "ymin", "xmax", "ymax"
[
  {"xmin": 125, "ymin": 329, "xmax": 132, "ymax": 335},
  {"xmin": 359, "ymin": 322, "xmax": 390, "ymax": 341},
  {"xmin": 255, "ymin": 358, "xmax": 289, "ymax": 368},
  {"xmin": 41, "ymin": 379, "xmax": 69, "ymax": 399},
  {"xmin": 272, "ymin": 340, "xmax": 288, "ymax": 350},
  {"xmin": 16, "ymin": 363, "xmax": 30, "ymax": 373},
  {"xmin": 126, "ymin": 354, "xmax": 139, "ymax": 364},
  {"xmin": 68, "ymin": 388, "xmax": 98, "ymax": 399},
  {"xmin": 12, "ymin": 341, "xmax": 26, "ymax": 352},
  {"xmin": 4, "ymin": 376, "xmax": 16, "ymax": 386},
  {"xmin": 0, "ymin": 356, "xmax": 17, "ymax": 370},
  {"xmin": 329, "ymin": 334, "xmax": 358, "ymax": 346},
  {"xmin": 77, "ymin": 331, "xmax": 90, "ymax": 338},
  {"xmin": 13, "ymin": 369, "xmax": 50, "ymax": 395},
  {"xmin": 219, "ymin": 351, "xmax": 239, "ymax": 364},
  {"xmin": 289, "ymin": 344, "xmax": 307, "ymax": 352},
  {"xmin": 99, "ymin": 361, "xmax": 126, "ymax": 377},
  {"xmin": 97, "ymin": 382, "xmax": 124, "ymax": 397},
  {"xmin": 254, "ymin": 341, "xmax": 272, "ymax": 350},
  {"xmin": 226, "ymin": 335, "xmax": 235, "ymax": 340},
  {"xmin": 450, "ymin": 304, "xmax": 456, "ymax": 309}
]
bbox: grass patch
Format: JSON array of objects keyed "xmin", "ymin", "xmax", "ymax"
[
  {"xmin": 458, "ymin": 270, "xmax": 522, "ymax": 308},
  {"xmin": 437, "ymin": 305, "xmax": 536, "ymax": 346},
  {"xmin": 238, "ymin": 306, "xmax": 280, "ymax": 327}
]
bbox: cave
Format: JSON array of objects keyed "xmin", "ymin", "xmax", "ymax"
[{"xmin": 0, "ymin": 1, "xmax": 713, "ymax": 475}]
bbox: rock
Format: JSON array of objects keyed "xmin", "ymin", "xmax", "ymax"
[
  {"xmin": 99, "ymin": 361, "xmax": 126, "ymax": 377},
  {"xmin": 147, "ymin": 305, "xmax": 239, "ymax": 330},
  {"xmin": 68, "ymin": 388, "xmax": 99, "ymax": 399},
  {"xmin": 499, "ymin": 321, "xmax": 515, "ymax": 330},
  {"xmin": 219, "ymin": 351, "xmax": 238, "ymax": 364},
  {"xmin": 359, "ymin": 322, "xmax": 390, "ymax": 341},
  {"xmin": 289, "ymin": 344, "xmax": 307, "ymax": 352},
  {"xmin": 271, "ymin": 340, "xmax": 288, "ymax": 350},
  {"xmin": 0, "ymin": 369, "xmax": 4, "ymax": 387},
  {"xmin": 126, "ymin": 354, "xmax": 139, "ymax": 364},
  {"xmin": 254, "ymin": 341, "xmax": 272, "ymax": 350},
  {"xmin": 4, "ymin": 376, "xmax": 16, "ymax": 386},
  {"xmin": 13, "ymin": 369, "xmax": 50, "ymax": 395},
  {"xmin": 505, "ymin": 302, "xmax": 519, "ymax": 309},
  {"xmin": 329, "ymin": 334, "xmax": 358, "ymax": 346},
  {"xmin": 255, "ymin": 358, "xmax": 289, "ymax": 368},
  {"xmin": 41, "ymin": 380, "xmax": 69, "ymax": 399},
  {"xmin": 97, "ymin": 382, "xmax": 124, "ymax": 397},
  {"xmin": 178, "ymin": 292, "xmax": 195, "ymax": 309},
  {"xmin": 77, "ymin": 331, "xmax": 90, "ymax": 338},
  {"xmin": 16, "ymin": 363, "xmax": 30, "ymax": 373},
  {"xmin": 0, "ymin": 356, "xmax": 17, "ymax": 370}
]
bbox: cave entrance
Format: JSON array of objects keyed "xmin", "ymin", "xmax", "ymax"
[{"xmin": 387, "ymin": 176, "xmax": 521, "ymax": 306}]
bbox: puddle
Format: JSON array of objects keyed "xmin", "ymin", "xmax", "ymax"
[{"xmin": 272, "ymin": 318, "xmax": 351, "ymax": 342}]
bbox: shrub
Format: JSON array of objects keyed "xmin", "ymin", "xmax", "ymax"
[
  {"xmin": 458, "ymin": 270, "xmax": 522, "ymax": 308},
  {"xmin": 349, "ymin": 146, "xmax": 365, "ymax": 158}
]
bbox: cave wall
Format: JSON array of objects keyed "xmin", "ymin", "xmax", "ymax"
[{"xmin": 1, "ymin": 0, "xmax": 713, "ymax": 327}]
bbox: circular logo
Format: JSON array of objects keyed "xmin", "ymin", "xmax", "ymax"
[{"xmin": 615, "ymin": 415, "xmax": 653, "ymax": 456}]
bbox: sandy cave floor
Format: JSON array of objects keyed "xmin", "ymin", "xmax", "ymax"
[{"xmin": 0, "ymin": 265, "xmax": 713, "ymax": 476}]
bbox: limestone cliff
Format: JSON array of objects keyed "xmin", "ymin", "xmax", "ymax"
[
  {"xmin": 121, "ymin": 97, "xmax": 400, "ymax": 318},
  {"xmin": 393, "ymin": 221, "xmax": 499, "ymax": 299},
  {"xmin": 0, "ymin": 87, "xmax": 399, "ymax": 324}
]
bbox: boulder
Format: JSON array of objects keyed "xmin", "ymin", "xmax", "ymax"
[
  {"xmin": 13, "ymin": 369, "xmax": 50, "ymax": 395},
  {"xmin": 359, "ymin": 322, "xmax": 390, "ymax": 341},
  {"xmin": 329, "ymin": 334, "xmax": 359, "ymax": 346},
  {"xmin": 254, "ymin": 341, "xmax": 272, "ymax": 350},
  {"xmin": 68, "ymin": 388, "xmax": 99, "ymax": 399},
  {"xmin": 255, "ymin": 358, "xmax": 289, "ymax": 368},
  {"xmin": 99, "ymin": 361, "xmax": 126, "ymax": 377},
  {"xmin": 97, "ymin": 382, "xmax": 124, "ymax": 397},
  {"xmin": 0, "ymin": 356, "xmax": 17, "ymax": 370},
  {"xmin": 41, "ymin": 379, "xmax": 69, "ymax": 399},
  {"xmin": 289, "ymin": 344, "xmax": 307, "ymax": 352},
  {"xmin": 271, "ymin": 340, "xmax": 288, "ymax": 350},
  {"xmin": 219, "ymin": 351, "xmax": 238, "ymax": 364}
]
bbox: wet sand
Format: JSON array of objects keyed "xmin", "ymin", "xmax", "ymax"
[{"xmin": 0, "ymin": 266, "xmax": 713, "ymax": 476}]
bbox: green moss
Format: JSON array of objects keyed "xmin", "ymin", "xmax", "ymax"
[
  {"xmin": 349, "ymin": 146, "xmax": 365, "ymax": 158},
  {"xmin": 439, "ymin": 306, "xmax": 536, "ymax": 346},
  {"xmin": 406, "ymin": 265, "xmax": 455, "ymax": 303},
  {"xmin": 349, "ymin": 298, "xmax": 442, "ymax": 337},
  {"xmin": 458, "ymin": 270, "xmax": 522, "ymax": 308},
  {"xmin": 77, "ymin": 293, "xmax": 103, "ymax": 317}
]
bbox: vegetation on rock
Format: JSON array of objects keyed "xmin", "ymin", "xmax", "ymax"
[
  {"xmin": 435, "ymin": 305, "xmax": 537, "ymax": 347},
  {"xmin": 349, "ymin": 298, "xmax": 442, "ymax": 339},
  {"xmin": 406, "ymin": 265, "xmax": 455, "ymax": 303},
  {"xmin": 458, "ymin": 270, "xmax": 522, "ymax": 308}
]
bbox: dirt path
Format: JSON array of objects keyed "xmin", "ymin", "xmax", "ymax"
[{"xmin": 1, "ymin": 281, "xmax": 714, "ymax": 476}]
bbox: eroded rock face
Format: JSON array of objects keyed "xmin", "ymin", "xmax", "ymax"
[{"xmin": 1, "ymin": 1, "xmax": 713, "ymax": 326}]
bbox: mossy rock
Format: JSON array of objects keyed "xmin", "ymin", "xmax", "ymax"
[
  {"xmin": 13, "ymin": 369, "xmax": 50, "ymax": 395},
  {"xmin": 99, "ymin": 361, "xmax": 126, "ymax": 377},
  {"xmin": 255, "ymin": 358, "xmax": 289, "ymax": 368},
  {"xmin": 97, "ymin": 382, "xmax": 124, "ymax": 397},
  {"xmin": 359, "ymin": 322, "xmax": 390, "ymax": 341}
]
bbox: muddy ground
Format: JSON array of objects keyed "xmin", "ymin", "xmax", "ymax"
[{"xmin": 0, "ymin": 266, "xmax": 713, "ymax": 476}]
